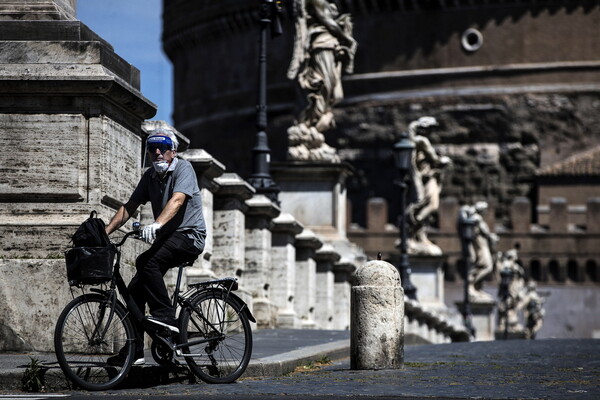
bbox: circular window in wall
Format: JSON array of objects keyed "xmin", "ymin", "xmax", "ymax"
[{"xmin": 461, "ymin": 28, "xmax": 483, "ymax": 53}]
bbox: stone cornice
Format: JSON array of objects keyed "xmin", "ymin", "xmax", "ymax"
[
  {"xmin": 315, "ymin": 244, "xmax": 342, "ymax": 264},
  {"xmin": 295, "ymin": 228, "xmax": 323, "ymax": 250},
  {"xmin": 272, "ymin": 213, "xmax": 304, "ymax": 236},
  {"xmin": 0, "ymin": 21, "xmax": 136, "ymax": 87},
  {"xmin": 214, "ymin": 173, "xmax": 255, "ymax": 201},
  {"xmin": 179, "ymin": 149, "xmax": 226, "ymax": 184},
  {"xmin": 333, "ymin": 261, "xmax": 356, "ymax": 280},
  {"xmin": 245, "ymin": 194, "xmax": 281, "ymax": 219},
  {"xmin": 0, "ymin": 0, "xmax": 76, "ymax": 21}
]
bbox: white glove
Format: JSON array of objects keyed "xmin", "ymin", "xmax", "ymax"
[{"xmin": 142, "ymin": 222, "xmax": 162, "ymax": 243}]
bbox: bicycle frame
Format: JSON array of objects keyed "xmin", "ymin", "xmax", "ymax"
[{"xmin": 72, "ymin": 229, "xmax": 254, "ymax": 357}]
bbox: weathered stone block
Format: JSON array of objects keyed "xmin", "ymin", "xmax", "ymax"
[
  {"xmin": 351, "ymin": 260, "xmax": 404, "ymax": 370},
  {"xmin": 0, "ymin": 258, "xmax": 135, "ymax": 352}
]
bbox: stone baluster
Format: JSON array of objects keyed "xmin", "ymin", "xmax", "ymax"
[
  {"xmin": 245, "ymin": 194, "xmax": 280, "ymax": 328},
  {"xmin": 271, "ymin": 213, "xmax": 304, "ymax": 328},
  {"xmin": 212, "ymin": 173, "xmax": 255, "ymax": 289},
  {"xmin": 333, "ymin": 260, "xmax": 356, "ymax": 330},
  {"xmin": 294, "ymin": 229, "xmax": 323, "ymax": 329},
  {"xmin": 314, "ymin": 244, "xmax": 341, "ymax": 329},
  {"xmin": 179, "ymin": 149, "xmax": 225, "ymax": 283}
]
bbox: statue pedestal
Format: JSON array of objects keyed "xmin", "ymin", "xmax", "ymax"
[
  {"xmin": 406, "ymin": 255, "xmax": 446, "ymax": 309},
  {"xmin": 272, "ymin": 162, "xmax": 364, "ymax": 264},
  {"xmin": 272, "ymin": 162, "xmax": 352, "ymax": 242},
  {"xmin": 457, "ymin": 299, "xmax": 496, "ymax": 341}
]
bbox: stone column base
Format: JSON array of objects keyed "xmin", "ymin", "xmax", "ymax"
[
  {"xmin": 277, "ymin": 310, "xmax": 300, "ymax": 329},
  {"xmin": 253, "ymin": 297, "xmax": 278, "ymax": 329}
]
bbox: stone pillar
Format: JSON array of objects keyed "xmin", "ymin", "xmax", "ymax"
[
  {"xmin": 549, "ymin": 197, "xmax": 568, "ymax": 233},
  {"xmin": 511, "ymin": 197, "xmax": 531, "ymax": 233},
  {"xmin": 0, "ymin": 9, "xmax": 155, "ymax": 351},
  {"xmin": 367, "ymin": 198, "xmax": 388, "ymax": 232},
  {"xmin": 271, "ymin": 213, "xmax": 303, "ymax": 328},
  {"xmin": 179, "ymin": 149, "xmax": 225, "ymax": 283},
  {"xmin": 333, "ymin": 261, "xmax": 355, "ymax": 330},
  {"xmin": 294, "ymin": 229, "xmax": 323, "ymax": 329},
  {"xmin": 314, "ymin": 244, "xmax": 340, "ymax": 329},
  {"xmin": 587, "ymin": 198, "xmax": 600, "ymax": 234},
  {"xmin": 439, "ymin": 197, "xmax": 459, "ymax": 233},
  {"xmin": 212, "ymin": 173, "xmax": 255, "ymax": 283},
  {"xmin": 245, "ymin": 195, "xmax": 280, "ymax": 328},
  {"xmin": 351, "ymin": 260, "xmax": 404, "ymax": 370},
  {"xmin": 271, "ymin": 162, "xmax": 365, "ymax": 268}
]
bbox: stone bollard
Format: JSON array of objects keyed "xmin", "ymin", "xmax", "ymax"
[{"xmin": 351, "ymin": 260, "xmax": 404, "ymax": 370}]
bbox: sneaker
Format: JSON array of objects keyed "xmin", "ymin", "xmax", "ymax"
[
  {"xmin": 143, "ymin": 316, "xmax": 179, "ymax": 334},
  {"xmin": 107, "ymin": 349, "xmax": 145, "ymax": 367}
]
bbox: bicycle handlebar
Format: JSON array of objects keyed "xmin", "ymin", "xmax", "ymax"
[{"xmin": 113, "ymin": 222, "xmax": 142, "ymax": 247}]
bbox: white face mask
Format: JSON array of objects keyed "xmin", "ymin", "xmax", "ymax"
[{"xmin": 152, "ymin": 160, "xmax": 170, "ymax": 173}]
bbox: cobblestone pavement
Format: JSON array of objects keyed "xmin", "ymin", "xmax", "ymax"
[{"xmin": 1, "ymin": 337, "xmax": 599, "ymax": 399}]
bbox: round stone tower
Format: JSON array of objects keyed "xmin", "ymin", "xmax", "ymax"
[{"xmin": 163, "ymin": 0, "xmax": 600, "ymax": 226}]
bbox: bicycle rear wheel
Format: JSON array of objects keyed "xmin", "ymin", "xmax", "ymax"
[
  {"xmin": 54, "ymin": 293, "xmax": 135, "ymax": 390},
  {"xmin": 179, "ymin": 290, "xmax": 252, "ymax": 383}
]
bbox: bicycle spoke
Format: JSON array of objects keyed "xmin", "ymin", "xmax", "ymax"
[
  {"xmin": 55, "ymin": 294, "xmax": 135, "ymax": 390},
  {"xmin": 179, "ymin": 290, "xmax": 252, "ymax": 383}
]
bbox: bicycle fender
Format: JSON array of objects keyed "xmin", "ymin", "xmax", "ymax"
[{"xmin": 229, "ymin": 292, "xmax": 257, "ymax": 323}]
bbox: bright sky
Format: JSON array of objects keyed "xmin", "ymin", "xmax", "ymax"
[{"xmin": 76, "ymin": 0, "xmax": 173, "ymax": 124}]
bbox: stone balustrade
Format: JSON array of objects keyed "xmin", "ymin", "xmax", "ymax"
[{"xmin": 350, "ymin": 196, "xmax": 600, "ymax": 285}]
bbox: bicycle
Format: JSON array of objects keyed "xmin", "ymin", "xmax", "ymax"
[{"xmin": 54, "ymin": 223, "xmax": 255, "ymax": 391}]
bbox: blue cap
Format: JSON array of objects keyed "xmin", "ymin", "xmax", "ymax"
[{"xmin": 147, "ymin": 135, "xmax": 174, "ymax": 149}]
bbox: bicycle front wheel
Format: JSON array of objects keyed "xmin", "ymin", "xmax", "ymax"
[
  {"xmin": 54, "ymin": 293, "xmax": 135, "ymax": 391},
  {"xmin": 179, "ymin": 290, "xmax": 252, "ymax": 383}
]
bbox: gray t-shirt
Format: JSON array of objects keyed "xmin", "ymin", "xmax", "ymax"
[{"xmin": 130, "ymin": 158, "xmax": 206, "ymax": 250}]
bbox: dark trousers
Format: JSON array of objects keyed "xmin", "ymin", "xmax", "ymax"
[{"xmin": 128, "ymin": 231, "xmax": 202, "ymax": 347}]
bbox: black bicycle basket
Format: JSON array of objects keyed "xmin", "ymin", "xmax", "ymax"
[{"xmin": 65, "ymin": 246, "xmax": 116, "ymax": 286}]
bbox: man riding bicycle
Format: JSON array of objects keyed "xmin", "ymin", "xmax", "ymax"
[{"xmin": 104, "ymin": 128, "xmax": 206, "ymax": 365}]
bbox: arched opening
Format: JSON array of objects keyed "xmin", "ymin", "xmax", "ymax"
[
  {"xmin": 530, "ymin": 259, "xmax": 542, "ymax": 281},
  {"xmin": 549, "ymin": 259, "xmax": 563, "ymax": 282},
  {"xmin": 586, "ymin": 260, "xmax": 599, "ymax": 282}
]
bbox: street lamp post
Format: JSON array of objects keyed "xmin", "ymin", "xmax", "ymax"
[
  {"xmin": 393, "ymin": 132, "xmax": 417, "ymax": 300},
  {"xmin": 458, "ymin": 209, "xmax": 477, "ymax": 338},
  {"xmin": 248, "ymin": 0, "xmax": 283, "ymax": 204},
  {"xmin": 498, "ymin": 266, "xmax": 513, "ymax": 340}
]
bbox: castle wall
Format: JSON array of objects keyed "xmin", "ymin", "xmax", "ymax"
[
  {"xmin": 162, "ymin": 1, "xmax": 600, "ymax": 227},
  {"xmin": 348, "ymin": 195, "xmax": 600, "ymax": 337}
]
